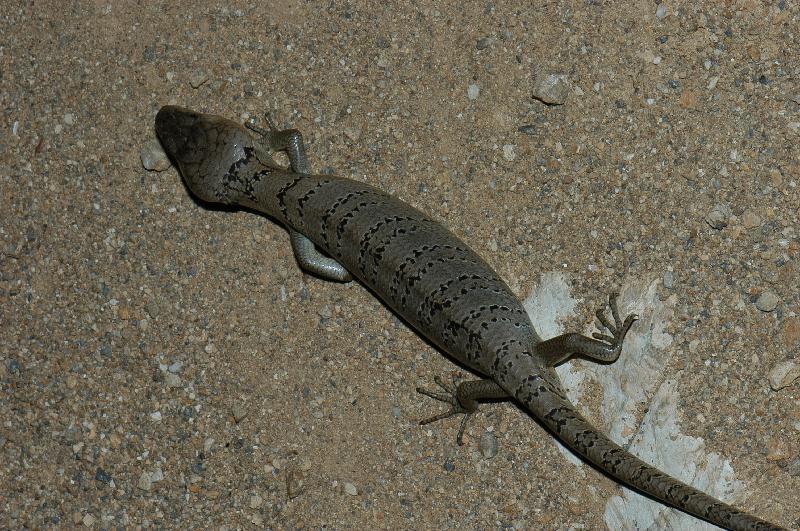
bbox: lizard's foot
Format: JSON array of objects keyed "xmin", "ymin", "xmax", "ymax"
[
  {"xmin": 591, "ymin": 292, "xmax": 638, "ymax": 361},
  {"xmin": 532, "ymin": 292, "xmax": 638, "ymax": 365},
  {"xmin": 416, "ymin": 375, "xmax": 474, "ymax": 445},
  {"xmin": 245, "ymin": 113, "xmax": 310, "ymax": 174}
]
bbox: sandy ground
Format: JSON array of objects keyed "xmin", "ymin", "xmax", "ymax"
[{"xmin": 2, "ymin": 1, "xmax": 799, "ymax": 529}]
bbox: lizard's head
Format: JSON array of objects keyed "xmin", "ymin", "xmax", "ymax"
[{"xmin": 155, "ymin": 105, "xmax": 256, "ymax": 205}]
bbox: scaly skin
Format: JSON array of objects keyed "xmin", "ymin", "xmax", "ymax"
[{"xmin": 155, "ymin": 106, "xmax": 783, "ymax": 531}]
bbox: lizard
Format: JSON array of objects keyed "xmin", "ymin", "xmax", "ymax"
[{"xmin": 154, "ymin": 105, "xmax": 784, "ymax": 531}]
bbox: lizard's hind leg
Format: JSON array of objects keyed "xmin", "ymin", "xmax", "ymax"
[
  {"xmin": 417, "ymin": 375, "xmax": 510, "ymax": 445},
  {"xmin": 533, "ymin": 292, "xmax": 637, "ymax": 366}
]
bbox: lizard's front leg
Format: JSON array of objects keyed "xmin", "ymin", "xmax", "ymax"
[
  {"xmin": 248, "ymin": 115, "xmax": 353, "ymax": 283},
  {"xmin": 289, "ymin": 230, "xmax": 352, "ymax": 282}
]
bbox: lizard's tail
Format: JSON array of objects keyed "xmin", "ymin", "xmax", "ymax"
[{"xmin": 505, "ymin": 364, "xmax": 783, "ymax": 531}]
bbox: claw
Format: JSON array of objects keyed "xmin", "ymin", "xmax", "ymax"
[
  {"xmin": 592, "ymin": 332, "xmax": 615, "ymax": 342},
  {"xmin": 609, "ymin": 292, "xmax": 622, "ymax": 326},
  {"xmin": 593, "ymin": 292, "xmax": 638, "ymax": 355},
  {"xmin": 621, "ymin": 313, "xmax": 639, "ymax": 337},
  {"xmin": 416, "ymin": 375, "xmax": 472, "ymax": 445},
  {"xmin": 595, "ymin": 307, "xmax": 614, "ymax": 332},
  {"xmin": 245, "ymin": 112, "xmax": 279, "ymax": 137},
  {"xmin": 263, "ymin": 112, "xmax": 278, "ymax": 131},
  {"xmin": 245, "ymin": 121, "xmax": 268, "ymax": 137}
]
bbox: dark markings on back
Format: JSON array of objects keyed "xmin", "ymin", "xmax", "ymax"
[
  {"xmin": 357, "ymin": 215, "xmax": 418, "ymax": 277},
  {"xmin": 319, "ymin": 190, "xmax": 370, "ymax": 248},
  {"xmin": 295, "ymin": 180, "xmax": 331, "ymax": 223},
  {"xmin": 219, "ymin": 148, "xmax": 272, "ymax": 202},
  {"xmin": 276, "ymin": 175, "xmax": 304, "ymax": 220}
]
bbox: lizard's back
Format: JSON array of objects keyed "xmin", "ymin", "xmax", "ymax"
[{"xmin": 264, "ymin": 171, "xmax": 542, "ymax": 378}]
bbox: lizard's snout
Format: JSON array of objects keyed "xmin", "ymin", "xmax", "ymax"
[
  {"xmin": 154, "ymin": 105, "xmax": 225, "ymax": 204},
  {"xmin": 155, "ymin": 105, "xmax": 204, "ymax": 165}
]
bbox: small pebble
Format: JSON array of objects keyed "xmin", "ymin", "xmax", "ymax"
[
  {"xmin": 164, "ymin": 372, "xmax": 182, "ymax": 388},
  {"xmin": 94, "ymin": 467, "xmax": 112, "ymax": 484},
  {"xmin": 141, "ymin": 140, "xmax": 171, "ymax": 172},
  {"xmin": 287, "ymin": 470, "xmax": 305, "ymax": 498},
  {"xmin": 232, "ymin": 402, "xmax": 248, "ymax": 423},
  {"xmin": 189, "ymin": 69, "xmax": 209, "ymax": 88},
  {"xmin": 768, "ymin": 360, "xmax": 800, "ymax": 391},
  {"xmin": 679, "ymin": 89, "xmax": 697, "ymax": 108},
  {"xmin": 755, "ymin": 291, "xmax": 779, "ymax": 312},
  {"xmin": 298, "ymin": 286, "xmax": 310, "ymax": 301},
  {"xmin": 782, "ymin": 317, "xmax": 800, "ymax": 348},
  {"xmin": 476, "ymin": 36, "xmax": 495, "ymax": 50},
  {"xmin": 344, "ymin": 482, "xmax": 358, "ymax": 496},
  {"xmin": 640, "ymin": 50, "xmax": 656, "ymax": 63},
  {"xmin": 343, "ymin": 126, "xmax": 361, "ymax": 143},
  {"xmin": 766, "ymin": 437, "xmax": 793, "ymax": 462},
  {"xmin": 146, "ymin": 300, "xmax": 161, "ymax": 318},
  {"xmin": 467, "ymin": 84, "xmax": 480, "ymax": 100},
  {"xmin": 138, "ymin": 471, "xmax": 152, "ymax": 491},
  {"xmin": 502, "ymin": 144, "xmax": 516, "ymax": 162},
  {"xmin": 82, "ymin": 514, "xmax": 95, "ymax": 527},
  {"xmin": 7, "ymin": 358, "xmax": 20, "ymax": 375},
  {"xmin": 150, "ymin": 467, "xmax": 164, "ymax": 482},
  {"xmin": 655, "ymin": 4, "xmax": 668, "ymax": 19},
  {"xmin": 705, "ymin": 204, "xmax": 731, "ymax": 230},
  {"xmin": 532, "ymin": 72, "xmax": 569, "ymax": 105},
  {"xmin": 479, "ymin": 431, "xmax": 498, "ymax": 459},
  {"xmin": 250, "ymin": 494, "xmax": 263, "ymax": 508},
  {"xmin": 741, "ymin": 209, "xmax": 762, "ymax": 229},
  {"xmin": 787, "ymin": 458, "xmax": 800, "ymax": 477}
]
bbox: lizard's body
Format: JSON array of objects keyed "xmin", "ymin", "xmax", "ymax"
[{"xmin": 154, "ymin": 106, "xmax": 782, "ymax": 530}]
